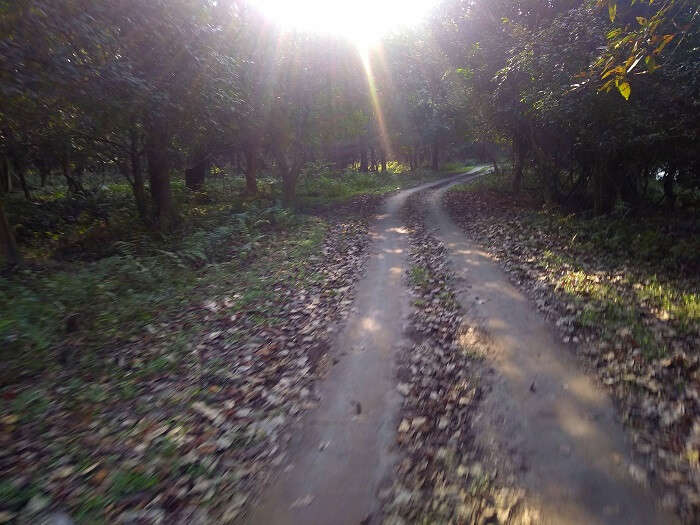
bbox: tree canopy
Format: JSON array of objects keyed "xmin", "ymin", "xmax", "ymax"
[{"xmin": 0, "ymin": 0, "xmax": 698, "ymax": 264}]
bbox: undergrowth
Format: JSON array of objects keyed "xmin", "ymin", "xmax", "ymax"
[
  {"xmin": 1, "ymin": 165, "xmax": 464, "ymax": 383},
  {"xmin": 449, "ymin": 170, "xmax": 699, "ymax": 359},
  {"xmin": 0, "ymin": 203, "xmax": 313, "ymax": 383}
]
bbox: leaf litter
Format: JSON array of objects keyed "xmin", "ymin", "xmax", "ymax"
[
  {"xmin": 381, "ymin": 191, "xmax": 540, "ymax": 525},
  {"xmin": 444, "ymin": 186, "xmax": 700, "ymax": 523},
  {"xmin": 0, "ymin": 196, "xmax": 383, "ymax": 524}
]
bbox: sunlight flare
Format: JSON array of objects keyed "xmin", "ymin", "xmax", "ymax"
[
  {"xmin": 250, "ymin": 0, "xmax": 436, "ymax": 45},
  {"xmin": 359, "ymin": 48, "xmax": 394, "ymax": 160}
]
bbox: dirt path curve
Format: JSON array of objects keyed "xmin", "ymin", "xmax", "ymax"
[
  {"xmin": 247, "ymin": 174, "xmax": 478, "ymax": 525},
  {"xmin": 428, "ymin": 175, "xmax": 677, "ymax": 525}
]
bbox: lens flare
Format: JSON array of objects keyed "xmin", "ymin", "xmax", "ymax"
[{"xmin": 251, "ymin": 0, "xmax": 435, "ymax": 45}]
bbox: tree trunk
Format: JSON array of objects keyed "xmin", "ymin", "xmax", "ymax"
[
  {"xmin": 185, "ymin": 154, "xmax": 208, "ymax": 191},
  {"xmin": 0, "ymin": 197, "xmax": 20, "ymax": 267},
  {"xmin": 39, "ymin": 159, "xmax": 50, "ymax": 187},
  {"xmin": 12, "ymin": 158, "xmax": 31, "ymax": 200},
  {"xmin": 512, "ymin": 134, "xmax": 524, "ymax": 193},
  {"xmin": 592, "ymin": 166, "xmax": 615, "ymax": 215},
  {"xmin": 282, "ymin": 171, "xmax": 298, "ymax": 208},
  {"xmin": 0, "ymin": 156, "xmax": 10, "ymax": 193},
  {"xmin": 359, "ymin": 149, "xmax": 368, "ymax": 173},
  {"xmin": 244, "ymin": 147, "xmax": 258, "ymax": 195},
  {"xmin": 62, "ymin": 154, "xmax": 84, "ymax": 195},
  {"xmin": 663, "ymin": 169, "xmax": 676, "ymax": 210},
  {"xmin": 235, "ymin": 151, "xmax": 242, "ymax": 174},
  {"xmin": 129, "ymin": 129, "xmax": 148, "ymax": 221},
  {"xmin": 146, "ymin": 124, "xmax": 175, "ymax": 232},
  {"xmin": 431, "ymin": 140, "xmax": 440, "ymax": 171},
  {"xmin": 381, "ymin": 157, "xmax": 387, "ymax": 173},
  {"xmin": 619, "ymin": 168, "xmax": 640, "ymax": 210}
]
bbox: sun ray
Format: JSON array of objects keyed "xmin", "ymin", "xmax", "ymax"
[{"xmin": 359, "ymin": 46, "xmax": 394, "ymax": 160}]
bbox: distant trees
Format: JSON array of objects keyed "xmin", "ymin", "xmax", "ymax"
[
  {"xmin": 1, "ymin": 0, "xmax": 245, "ymax": 231},
  {"xmin": 434, "ymin": 0, "xmax": 699, "ymax": 213},
  {"xmin": 0, "ymin": 0, "xmax": 697, "ymax": 266},
  {"xmin": 0, "ymin": 0, "xmax": 404, "ymax": 237}
]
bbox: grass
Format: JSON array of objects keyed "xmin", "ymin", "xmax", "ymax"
[
  {"xmin": 0, "ymin": 202, "xmax": 307, "ymax": 381},
  {"xmin": 297, "ymin": 163, "xmax": 474, "ymax": 209},
  {"xmin": 0, "ymin": 162, "xmax": 466, "ymax": 385},
  {"xmin": 449, "ymin": 167, "xmax": 512, "ymax": 194},
  {"xmin": 441, "ymin": 161, "xmax": 481, "ymax": 175},
  {"xmin": 408, "ymin": 265, "xmax": 431, "ymax": 290},
  {"xmin": 108, "ymin": 470, "xmax": 159, "ymax": 501},
  {"xmin": 0, "ymin": 480, "xmax": 39, "ymax": 513}
]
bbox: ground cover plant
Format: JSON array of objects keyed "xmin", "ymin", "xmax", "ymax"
[{"xmin": 445, "ymin": 169, "xmax": 700, "ymax": 519}]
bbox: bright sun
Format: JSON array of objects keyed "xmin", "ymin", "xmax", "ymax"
[{"xmin": 250, "ymin": 0, "xmax": 436, "ymax": 46}]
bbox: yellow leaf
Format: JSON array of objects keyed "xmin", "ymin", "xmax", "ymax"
[
  {"xmin": 601, "ymin": 65, "xmax": 625, "ymax": 79},
  {"xmin": 617, "ymin": 80, "xmax": 631, "ymax": 100},
  {"xmin": 645, "ymin": 55, "xmax": 658, "ymax": 73},
  {"xmin": 1, "ymin": 414, "xmax": 18, "ymax": 425},
  {"xmin": 654, "ymin": 34, "xmax": 675, "ymax": 55}
]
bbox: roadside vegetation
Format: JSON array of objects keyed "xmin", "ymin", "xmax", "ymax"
[
  {"xmin": 445, "ymin": 169, "xmax": 699, "ymax": 519},
  {"xmin": 1, "ymin": 164, "xmax": 465, "ymax": 379},
  {"xmin": 0, "ymin": 164, "xmax": 462, "ymax": 523},
  {"xmin": 447, "ymin": 169, "xmax": 698, "ymax": 356}
]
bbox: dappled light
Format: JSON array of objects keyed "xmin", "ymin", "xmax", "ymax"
[
  {"xmin": 0, "ymin": 0, "xmax": 696, "ymax": 523},
  {"xmin": 360, "ymin": 316, "xmax": 380, "ymax": 332}
]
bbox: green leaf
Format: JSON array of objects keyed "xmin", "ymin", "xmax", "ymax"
[
  {"xmin": 608, "ymin": 0, "xmax": 617, "ymax": 22},
  {"xmin": 607, "ymin": 28, "xmax": 622, "ymax": 40},
  {"xmin": 645, "ymin": 55, "xmax": 658, "ymax": 73},
  {"xmin": 616, "ymin": 79, "xmax": 631, "ymax": 100}
]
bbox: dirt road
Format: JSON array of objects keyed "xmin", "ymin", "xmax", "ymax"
[
  {"xmin": 247, "ymin": 169, "xmax": 675, "ymax": 524},
  {"xmin": 427, "ymin": 177, "xmax": 675, "ymax": 525}
]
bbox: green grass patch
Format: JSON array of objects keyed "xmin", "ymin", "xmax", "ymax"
[
  {"xmin": 0, "ymin": 479, "xmax": 40, "ymax": 512},
  {"xmin": 440, "ymin": 161, "xmax": 480, "ymax": 175},
  {"xmin": 74, "ymin": 494, "xmax": 108, "ymax": 524},
  {"xmin": 0, "ymin": 174, "xmax": 328, "ymax": 385},
  {"xmin": 0, "ymin": 201, "xmax": 307, "ymax": 381},
  {"xmin": 409, "ymin": 265, "xmax": 431, "ymax": 290},
  {"xmin": 297, "ymin": 165, "xmax": 470, "ymax": 209},
  {"xmin": 108, "ymin": 470, "xmax": 159, "ymax": 501}
]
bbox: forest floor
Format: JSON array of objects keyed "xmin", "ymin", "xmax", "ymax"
[
  {"xmin": 2, "ymin": 167, "xmax": 697, "ymax": 524},
  {"xmin": 443, "ymin": 171, "xmax": 699, "ymax": 523},
  {"xmin": 0, "ymin": 167, "xmax": 466, "ymax": 524},
  {"xmin": 247, "ymin": 169, "xmax": 686, "ymax": 525}
]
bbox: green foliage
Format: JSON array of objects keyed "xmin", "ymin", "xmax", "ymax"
[
  {"xmin": 409, "ymin": 266, "xmax": 431, "ymax": 290},
  {"xmin": 11, "ymin": 388, "xmax": 49, "ymax": 423},
  {"xmin": 297, "ymin": 164, "xmax": 464, "ymax": 207},
  {"xmin": 0, "ymin": 182, "xmax": 313, "ymax": 382},
  {"xmin": 108, "ymin": 471, "xmax": 158, "ymax": 501},
  {"xmin": 0, "ymin": 480, "xmax": 39, "ymax": 512},
  {"xmin": 450, "ymin": 170, "xmax": 698, "ymax": 358},
  {"xmin": 594, "ymin": 0, "xmax": 692, "ymax": 99},
  {"xmin": 74, "ymin": 494, "xmax": 108, "ymax": 524}
]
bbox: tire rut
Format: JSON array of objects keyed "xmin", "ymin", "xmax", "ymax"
[{"xmin": 420, "ymin": 177, "xmax": 677, "ymax": 524}]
